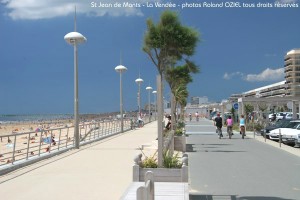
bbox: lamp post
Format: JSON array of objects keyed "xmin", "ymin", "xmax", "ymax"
[
  {"xmin": 64, "ymin": 29, "xmax": 86, "ymax": 149},
  {"xmin": 152, "ymin": 90, "xmax": 157, "ymax": 120},
  {"xmin": 146, "ymin": 86, "xmax": 153, "ymax": 122},
  {"xmin": 135, "ymin": 77, "xmax": 144, "ymax": 116},
  {"xmin": 115, "ymin": 64, "xmax": 127, "ymax": 133}
]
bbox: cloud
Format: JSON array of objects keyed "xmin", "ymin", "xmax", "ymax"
[
  {"xmin": 0, "ymin": 0, "xmax": 156, "ymax": 20},
  {"xmin": 224, "ymin": 68, "xmax": 284, "ymax": 82},
  {"xmin": 244, "ymin": 68, "xmax": 284, "ymax": 82},
  {"xmin": 223, "ymin": 72, "xmax": 244, "ymax": 80}
]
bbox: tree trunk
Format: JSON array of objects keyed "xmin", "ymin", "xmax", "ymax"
[
  {"xmin": 157, "ymin": 74, "xmax": 163, "ymax": 167},
  {"xmin": 170, "ymin": 93, "xmax": 177, "ymax": 131}
]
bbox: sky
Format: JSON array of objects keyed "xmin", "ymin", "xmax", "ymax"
[{"xmin": 0, "ymin": 0, "xmax": 300, "ymax": 114}]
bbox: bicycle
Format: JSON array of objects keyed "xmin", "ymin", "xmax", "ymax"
[
  {"xmin": 216, "ymin": 127, "xmax": 223, "ymax": 139},
  {"xmin": 227, "ymin": 126, "xmax": 233, "ymax": 139},
  {"xmin": 240, "ymin": 126, "xmax": 245, "ymax": 139}
]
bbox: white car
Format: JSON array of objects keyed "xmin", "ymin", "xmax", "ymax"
[
  {"xmin": 281, "ymin": 128, "xmax": 300, "ymax": 146},
  {"xmin": 285, "ymin": 113, "xmax": 299, "ymax": 120},
  {"xmin": 269, "ymin": 120, "xmax": 300, "ymax": 141}
]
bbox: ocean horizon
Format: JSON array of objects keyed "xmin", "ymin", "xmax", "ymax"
[
  {"xmin": 0, "ymin": 114, "xmax": 74, "ymax": 123},
  {"xmin": 0, "ymin": 111, "xmax": 139, "ymax": 123}
]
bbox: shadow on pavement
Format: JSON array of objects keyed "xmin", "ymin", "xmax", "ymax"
[
  {"xmin": 186, "ymin": 144, "xmax": 197, "ymax": 152},
  {"xmin": 186, "ymin": 143, "xmax": 247, "ymax": 153},
  {"xmin": 200, "ymin": 143, "xmax": 232, "ymax": 146},
  {"xmin": 189, "ymin": 194, "xmax": 294, "ymax": 200},
  {"xmin": 207, "ymin": 150, "xmax": 246, "ymax": 153}
]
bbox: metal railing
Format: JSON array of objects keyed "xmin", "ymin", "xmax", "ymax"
[{"xmin": 0, "ymin": 116, "xmax": 153, "ymax": 173}]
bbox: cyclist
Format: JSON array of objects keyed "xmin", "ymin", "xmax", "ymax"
[
  {"xmin": 195, "ymin": 111, "xmax": 199, "ymax": 121},
  {"xmin": 239, "ymin": 114, "xmax": 246, "ymax": 136},
  {"xmin": 214, "ymin": 113, "xmax": 223, "ymax": 137},
  {"xmin": 189, "ymin": 113, "xmax": 192, "ymax": 121},
  {"xmin": 226, "ymin": 115, "xmax": 233, "ymax": 138}
]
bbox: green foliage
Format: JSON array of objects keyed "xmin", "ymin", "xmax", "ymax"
[
  {"xmin": 141, "ymin": 155, "xmax": 158, "ymax": 168},
  {"xmin": 175, "ymin": 128, "xmax": 183, "ymax": 136},
  {"xmin": 246, "ymin": 122, "xmax": 264, "ymax": 132},
  {"xmin": 232, "ymin": 122, "xmax": 264, "ymax": 132},
  {"xmin": 143, "ymin": 10, "xmax": 200, "ymax": 75},
  {"xmin": 258, "ymin": 103, "xmax": 268, "ymax": 112},
  {"xmin": 244, "ymin": 104, "xmax": 254, "ymax": 114},
  {"xmin": 230, "ymin": 107, "xmax": 235, "ymax": 122},
  {"xmin": 177, "ymin": 121, "xmax": 185, "ymax": 129},
  {"xmin": 163, "ymin": 151, "xmax": 181, "ymax": 168}
]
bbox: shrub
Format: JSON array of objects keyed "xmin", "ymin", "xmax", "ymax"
[
  {"xmin": 141, "ymin": 156, "xmax": 158, "ymax": 168},
  {"xmin": 177, "ymin": 121, "xmax": 185, "ymax": 129},
  {"xmin": 163, "ymin": 151, "xmax": 181, "ymax": 168},
  {"xmin": 175, "ymin": 128, "xmax": 183, "ymax": 136}
]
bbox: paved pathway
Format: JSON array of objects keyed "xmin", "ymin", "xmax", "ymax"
[
  {"xmin": 1, "ymin": 119, "xmax": 300, "ymax": 200},
  {"xmin": 186, "ymin": 118, "xmax": 300, "ymax": 200},
  {"xmin": 0, "ymin": 122, "xmax": 158, "ymax": 200}
]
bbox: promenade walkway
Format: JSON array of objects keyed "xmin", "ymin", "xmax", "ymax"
[
  {"xmin": 1, "ymin": 119, "xmax": 300, "ymax": 200},
  {"xmin": 187, "ymin": 118, "xmax": 300, "ymax": 200},
  {"xmin": 0, "ymin": 122, "xmax": 158, "ymax": 200}
]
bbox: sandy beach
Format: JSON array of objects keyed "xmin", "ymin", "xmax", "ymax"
[{"xmin": 0, "ymin": 120, "xmax": 72, "ymax": 137}]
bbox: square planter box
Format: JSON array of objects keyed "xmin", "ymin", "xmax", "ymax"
[
  {"xmin": 133, "ymin": 166, "xmax": 188, "ymax": 182},
  {"xmin": 174, "ymin": 135, "xmax": 186, "ymax": 152},
  {"xmin": 132, "ymin": 153, "xmax": 189, "ymax": 182}
]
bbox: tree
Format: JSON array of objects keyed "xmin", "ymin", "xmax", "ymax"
[
  {"xmin": 174, "ymin": 84, "xmax": 189, "ymax": 121},
  {"xmin": 244, "ymin": 104, "xmax": 254, "ymax": 123},
  {"xmin": 165, "ymin": 64, "xmax": 198, "ymax": 124},
  {"xmin": 143, "ymin": 11, "xmax": 199, "ymax": 76},
  {"xmin": 143, "ymin": 10, "xmax": 200, "ymax": 166}
]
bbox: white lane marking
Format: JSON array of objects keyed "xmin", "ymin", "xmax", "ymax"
[{"xmin": 186, "ymin": 131, "xmax": 216, "ymax": 134}]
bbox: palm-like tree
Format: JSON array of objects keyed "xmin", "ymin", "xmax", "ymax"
[
  {"xmin": 174, "ymin": 84, "xmax": 188, "ymax": 121},
  {"xmin": 143, "ymin": 10, "xmax": 200, "ymax": 166}
]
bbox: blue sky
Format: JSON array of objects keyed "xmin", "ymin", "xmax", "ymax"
[{"xmin": 0, "ymin": 0, "xmax": 300, "ymax": 114}]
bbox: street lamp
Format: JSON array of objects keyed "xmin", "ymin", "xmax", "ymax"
[
  {"xmin": 135, "ymin": 77, "xmax": 144, "ymax": 115},
  {"xmin": 115, "ymin": 64, "xmax": 127, "ymax": 133},
  {"xmin": 152, "ymin": 90, "xmax": 157, "ymax": 120},
  {"xmin": 146, "ymin": 85, "xmax": 153, "ymax": 122},
  {"xmin": 64, "ymin": 11, "xmax": 86, "ymax": 149}
]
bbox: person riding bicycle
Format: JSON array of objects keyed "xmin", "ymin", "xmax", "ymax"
[
  {"xmin": 214, "ymin": 113, "xmax": 223, "ymax": 137},
  {"xmin": 189, "ymin": 113, "xmax": 192, "ymax": 121},
  {"xmin": 239, "ymin": 114, "xmax": 246, "ymax": 135},
  {"xmin": 226, "ymin": 115, "xmax": 233, "ymax": 136},
  {"xmin": 195, "ymin": 111, "xmax": 199, "ymax": 121}
]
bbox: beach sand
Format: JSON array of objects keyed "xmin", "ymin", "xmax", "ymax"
[{"xmin": 0, "ymin": 120, "xmax": 72, "ymax": 137}]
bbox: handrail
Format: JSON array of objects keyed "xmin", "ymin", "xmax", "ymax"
[{"xmin": 0, "ymin": 116, "xmax": 153, "ymax": 174}]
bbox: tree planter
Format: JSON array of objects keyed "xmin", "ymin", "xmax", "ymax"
[
  {"xmin": 174, "ymin": 135, "xmax": 186, "ymax": 152},
  {"xmin": 133, "ymin": 153, "xmax": 188, "ymax": 182}
]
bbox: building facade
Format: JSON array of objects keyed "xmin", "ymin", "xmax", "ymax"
[
  {"xmin": 229, "ymin": 49, "xmax": 300, "ymax": 100},
  {"xmin": 191, "ymin": 96, "xmax": 208, "ymax": 105},
  {"xmin": 285, "ymin": 49, "xmax": 300, "ymax": 97}
]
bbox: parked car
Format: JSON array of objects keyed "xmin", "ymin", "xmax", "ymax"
[
  {"xmin": 284, "ymin": 113, "xmax": 299, "ymax": 120},
  {"xmin": 281, "ymin": 127, "xmax": 300, "ymax": 146},
  {"xmin": 260, "ymin": 119, "xmax": 292, "ymax": 138},
  {"xmin": 276, "ymin": 112, "xmax": 288, "ymax": 121},
  {"xmin": 269, "ymin": 120, "xmax": 300, "ymax": 141}
]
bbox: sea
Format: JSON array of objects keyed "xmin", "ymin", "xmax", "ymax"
[{"xmin": 0, "ymin": 114, "xmax": 73, "ymax": 124}]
